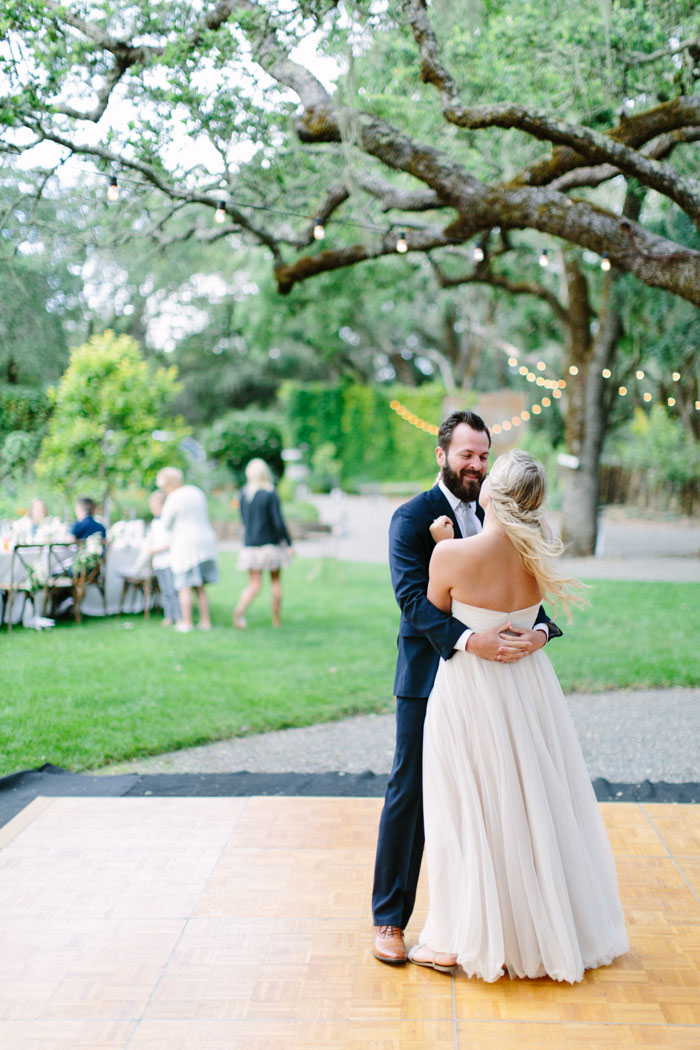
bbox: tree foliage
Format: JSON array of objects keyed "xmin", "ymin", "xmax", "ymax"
[
  {"xmin": 34, "ymin": 331, "xmax": 190, "ymax": 498},
  {"xmin": 1, "ymin": 0, "xmax": 699, "ymax": 303}
]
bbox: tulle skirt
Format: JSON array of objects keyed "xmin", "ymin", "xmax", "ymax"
[
  {"xmin": 420, "ymin": 645, "xmax": 628, "ymax": 983},
  {"xmin": 237, "ymin": 544, "xmax": 291, "ymax": 572}
]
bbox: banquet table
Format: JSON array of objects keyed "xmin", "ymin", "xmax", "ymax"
[{"xmin": 0, "ymin": 534, "xmax": 157, "ymax": 625}]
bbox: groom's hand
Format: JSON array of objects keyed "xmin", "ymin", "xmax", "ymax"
[
  {"xmin": 466, "ymin": 624, "xmax": 515, "ymax": 662},
  {"xmin": 496, "ymin": 626, "xmax": 547, "ymax": 662}
]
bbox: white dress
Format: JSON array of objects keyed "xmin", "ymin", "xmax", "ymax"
[{"xmin": 420, "ymin": 600, "xmax": 629, "ymax": 984}]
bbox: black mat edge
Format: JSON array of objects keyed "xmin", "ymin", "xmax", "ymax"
[{"xmin": 0, "ymin": 765, "xmax": 697, "ymax": 829}]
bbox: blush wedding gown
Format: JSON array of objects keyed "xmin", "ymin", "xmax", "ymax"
[{"xmin": 420, "ymin": 600, "xmax": 629, "ymax": 983}]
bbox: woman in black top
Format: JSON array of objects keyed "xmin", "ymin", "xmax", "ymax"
[{"xmin": 234, "ymin": 458, "xmax": 293, "ymax": 628}]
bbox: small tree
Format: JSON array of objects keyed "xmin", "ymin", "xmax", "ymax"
[{"xmin": 35, "ymin": 331, "xmax": 190, "ymax": 505}]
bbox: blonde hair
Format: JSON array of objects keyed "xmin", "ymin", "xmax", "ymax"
[
  {"xmin": 156, "ymin": 466, "xmax": 184, "ymax": 491},
  {"xmin": 244, "ymin": 458, "xmax": 274, "ymax": 497},
  {"xmin": 486, "ymin": 449, "xmax": 586, "ymax": 618}
]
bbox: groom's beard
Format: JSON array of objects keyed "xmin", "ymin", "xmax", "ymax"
[{"xmin": 441, "ymin": 462, "xmax": 484, "ymax": 503}]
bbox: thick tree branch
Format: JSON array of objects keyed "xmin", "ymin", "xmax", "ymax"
[
  {"xmin": 274, "ymin": 227, "xmax": 456, "ymax": 293},
  {"xmin": 430, "ymin": 259, "xmax": 569, "ymax": 326},
  {"xmin": 402, "ymin": 0, "xmax": 700, "ymax": 214}
]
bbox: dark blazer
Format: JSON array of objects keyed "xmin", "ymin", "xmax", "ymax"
[
  {"xmin": 240, "ymin": 488, "xmax": 291, "ymax": 548},
  {"xmin": 389, "ymin": 485, "xmax": 560, "ymax": 699}
]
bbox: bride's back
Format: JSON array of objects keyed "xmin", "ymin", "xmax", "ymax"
[{"xmin": 447, "ymin": 530, "xmax": 542, "ymax": 612}]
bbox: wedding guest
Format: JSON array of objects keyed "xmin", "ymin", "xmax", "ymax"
[
  {"xmin": 70, "ymin": 497, "xmax": 106, "ymax": 541},
  {"xmin": 29, "ymin": 499, "xmax": 48, "ymax": 535},
  {"xmin": 142, "ymin": 490, "xmax": 181, "ymax": 626},
  {"xmin": 234, "ymin": 458, "xmax": 293, "ymax": 629},
  {"xmin": 157, "ymin": 466, "xmax": 217, "ymax": 633}
]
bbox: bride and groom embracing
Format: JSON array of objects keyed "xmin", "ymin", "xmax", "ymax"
[{"xmin": 372, "ymin": 410, "xmax": 628, "ymax": 983}]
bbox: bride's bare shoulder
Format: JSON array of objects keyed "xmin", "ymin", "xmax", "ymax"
[{"xmin": 431, "ymin": 536, "xmax": 482, "ymax": 565}]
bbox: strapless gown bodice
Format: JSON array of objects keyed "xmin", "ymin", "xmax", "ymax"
[{"xmin": 451, "ymin": 599, "xmax": 541, "ymax": 632}]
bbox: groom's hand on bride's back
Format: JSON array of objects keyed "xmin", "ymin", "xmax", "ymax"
[{"xmin": 467, "ymin": 624, "xmax": 547, "ymax": 662}]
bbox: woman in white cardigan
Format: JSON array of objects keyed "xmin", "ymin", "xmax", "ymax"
[{"xmin": 157, "ymin": 467, "xmax": 218, "ymax": 632}]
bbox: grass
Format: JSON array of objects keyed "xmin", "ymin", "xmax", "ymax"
[{"xmin": 1, "ymin": 556, "xmax": 697, "ymax": 776}]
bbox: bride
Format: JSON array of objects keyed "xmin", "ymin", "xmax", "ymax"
[{"xmin": 409, "ymin": 449, "xmax": 628, "ymax": 983}]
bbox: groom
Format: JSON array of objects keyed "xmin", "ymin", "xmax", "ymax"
[{"xmin": 372, "ymin": 409, "xmax": 561, "ymax": 965}]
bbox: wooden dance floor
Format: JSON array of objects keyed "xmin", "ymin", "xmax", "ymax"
[{"xmin": 0, "ymin": 796, "xmax": 698, "ymax": 1049}]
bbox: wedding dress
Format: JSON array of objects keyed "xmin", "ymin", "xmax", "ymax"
[{"xmin": 420, "ymin": 600, "xmax": 629, "ymax": 984}]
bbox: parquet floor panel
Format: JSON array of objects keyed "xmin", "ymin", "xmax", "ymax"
[{"xmin": 0, "ymin": 797, "xmax": 698, "ymax": 1049}]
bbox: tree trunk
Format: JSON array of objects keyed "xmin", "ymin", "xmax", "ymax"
[{"xmin": 561, "ymin": 274, "xmax": 622, "ymax": 554}]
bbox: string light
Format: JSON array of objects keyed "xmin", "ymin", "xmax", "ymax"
[
  {"xmin": 635, "ymin": 369, "xmax": 645, "ymax": 379},
  {"xmin": 619, "ymin": 386, "xmax": 628, "ymax": 396},
  {"xmin": 601, "ymin": 253, "xmax": 611, "ymax": 271},
  {"xmin": 569, "ymin": 365, "xmax": 579, "ymax": 376},
  {"xmin": 396, "ymin": 231, "xmax": 408, "ymax": 253},
  {"xmin": 313, "ymin": 218, "xmax": 325, "ymax": 240},
  {"xmin": 667, "ymin": 397, "xmax": 676, "ymax": 406},
  {"xmin": 552, "ymin": 389, "xmax": 562, "ymax": 399},
  {"xmin": 527, "ymin": 372, "xmax": 536, "ymax": 382},
  {"xmin": 538, "ymin": 249, "xmax": 549, "ymax": 267},
  {"xmin": 107, "ymin": 175, "xmax": 119, "ymax": 202},
  {"xmin": 532, "ymin": 405, "xmax": 542, "ymax": 414},
  {"xmin": 473, "ymin": 245, "xmax": 485, "ymax": 262},
  {"xmin": 214, "ymin": 199, "xmax": 227, "ymax": 224},
  {"xmin": 536, "ymin": 361, "xmax": 546, "ymax": 371},
  {"xmin": 508, "ymin": 356, "xmax": 518, "ymax": 367},
  {"xmin": 519, "ymin": 365, "xmax": 528, "ymax": 375},
  {"xmin": 643, "ymin": 392, "xmax": 652, "ymax": 402},
  {"xmin": 672, "ymin": 371, "xmax": 681, "ymax": 381},
  {"xmin": 696, "ymin": 401, "xmax": 700, "ymax": 411},
  {"xmin": 602, "ymin": 368, "xmax": 612, "ymax": 378}
]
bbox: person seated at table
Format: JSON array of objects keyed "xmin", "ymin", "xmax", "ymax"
[
  {"xmin": 29, "ymin": 499, "xmax": 48, "ymax": 536},
  {"xmin": 70, "ymin": 498, "xmax": 106, "ymax": 542}
]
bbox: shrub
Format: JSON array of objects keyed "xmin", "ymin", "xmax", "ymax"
[{"xmin": 205, "ymin": 413, "xmax": 284, "ymax": 485}]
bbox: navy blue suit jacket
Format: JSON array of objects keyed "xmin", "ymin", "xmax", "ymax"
[{"xmin": 389, "ymin": 485, "xmax": 560, "ymax": 699}]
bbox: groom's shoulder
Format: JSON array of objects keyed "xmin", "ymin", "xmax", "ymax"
[{"xmin": 391, "ymin": 485, "xmax": 441, "ymax": 524}]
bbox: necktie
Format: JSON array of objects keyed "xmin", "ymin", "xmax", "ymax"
[{"xmin": 457, "ymin": 502, "xmax": 479, "ymax": 538}]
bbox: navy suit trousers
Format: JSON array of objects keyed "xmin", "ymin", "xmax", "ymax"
[{"xmin": 371, "ymin": 696, "xmax": 428, "ymax": 929}]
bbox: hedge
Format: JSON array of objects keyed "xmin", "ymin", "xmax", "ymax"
[{"xmin": 283, "ymin": 381, "xmax": 451, "ymax": 485}]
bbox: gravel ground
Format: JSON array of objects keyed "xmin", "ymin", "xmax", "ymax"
[{"xmin": 100, "ymin": 687, "xmax": 700, "ymax": 783}]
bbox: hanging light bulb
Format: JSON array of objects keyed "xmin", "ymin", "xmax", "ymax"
[
  {"xmin": 538, "ymin": 248, "xmax": 549, "ymax": 267},
  {"xmin": 601, "ymin": 253, "xmax": 611, "ymax": 272},
  {"xmin": 472, "ymin": 244, "xmax": 485, "ymax": 262},
  {"xmin": 214, "ymin": 200, "xmax": 227, "ymax": 224},
  {"xmin": 313, "ymin": 218, "xmax": 325, "ymax": 241},
  {"xmin": 107, "ymin": 175, "xmax": 119, "ymax": 202},
  {"xmin": 396, "ymin": 231, "xmax": 408, "ymax": 253}
]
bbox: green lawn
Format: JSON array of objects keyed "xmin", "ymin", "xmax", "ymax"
[{"xmin": 1, "ymin": 555, "xmax": 697, "ymax": 776}]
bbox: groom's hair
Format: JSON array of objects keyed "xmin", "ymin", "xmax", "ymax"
[{"xmin": 438, "ymin": 410, "xmax": 491, "ymax": 451}]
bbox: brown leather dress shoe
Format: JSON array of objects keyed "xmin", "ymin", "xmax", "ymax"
[{"xmin": 373, "ymin": 924, "xmax": 407, "ymax": 965}]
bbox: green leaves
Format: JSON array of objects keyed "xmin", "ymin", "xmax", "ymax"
[{"xmin": 34, "ymin": 331, "xmax": 190, "ymax": 498}]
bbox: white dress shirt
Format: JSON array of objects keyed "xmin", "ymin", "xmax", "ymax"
[{"xmin": 436, "ymin": 480, "xmax": 548, "ymax": 650}]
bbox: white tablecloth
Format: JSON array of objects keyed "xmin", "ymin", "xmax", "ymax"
[{"xmin": 0, "ymin": 544, "xmax": 154, "ymax": 624}]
